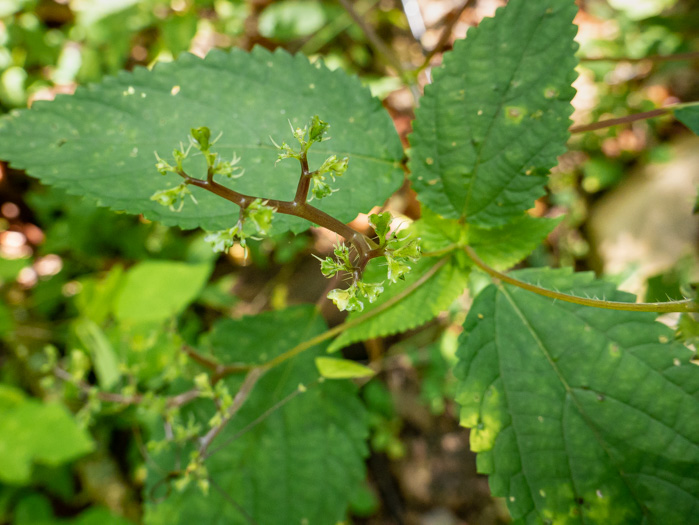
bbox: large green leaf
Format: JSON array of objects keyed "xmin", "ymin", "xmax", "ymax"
[
  {"xmin": 455, "ymin": 268, "xmax": 699, "ymax": 524},
  {"xmin": 328, "ymin": 256, "xmax": 469, "ymax": 352},
  {"xmin": 409, "ymin": 0, "xmax": 578, "ymax": 226},
  {"xmin": 0, "ymin": 47, "xmax": 403, "ymax": 233},
  {"xmin": 145, "ymin": 306, "xmax": 368, "ymax": 525},
  {"xmin": 114, "ymin": 260, "xmax": 212, "ymax": 324},
  {"xmin": 0, "ymin": 386, "xmax": 94, "ymax": 485}
]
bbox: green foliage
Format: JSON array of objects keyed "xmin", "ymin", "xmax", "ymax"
[
  {"xmin": 328, "ymin": 256, "xmax": 469, "ymax": 352},
  {"xmin": 0, "ymin": 47, "xmax": 403, "ymax": 233},
  {"xmin": 675, "ymin": 104, "xmax": 699, "ymax": 134},
  {"xmin": 1, "ymin": 0, "xmax": 697, "ymax": 523},
  {"xmin": 145, "ymin": 307, "xmax": 368, "ymax": 525},
  {"xmin": 455, "ymin": 268, "xmax": 699, "ymax": 524},
  {"xmin": 0, "ymin": 385, "xmax": 94, "ymax": 484},
  {"xmin": 114, "ymin": 260, "xmax": 212, "ymax": 324},
  {"xmin": 409, "ymin": 0, "xmax": 578, "ymax": 227}
]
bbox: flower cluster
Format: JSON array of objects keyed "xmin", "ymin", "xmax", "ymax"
[
  {"xmin": 271, "ymin": 115, "xmax": 349, "ymax": 200},
  {"xmin": 319, "ymin": 212, "xmax": 421, "ymax": 312}
]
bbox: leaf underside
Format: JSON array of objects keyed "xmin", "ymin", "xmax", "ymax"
[
  {"xmin": 409, "ymin": 0, "xmax": 578, "ymax": 227},
  {"xmin": 144, "ymin": 306, "xmax": 368, "ymax": 525},
  {"xmin": 455, "ymin": 268, "xmax": 699, "ymax": 524},
  {"xmin": 0, "ymin": 47, "xmax": 404, "ymax": 233}
]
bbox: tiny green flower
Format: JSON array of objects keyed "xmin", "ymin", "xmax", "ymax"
[
  {"xmin": 328, "ymin": 285, "xmax": 363, "ymax": 312},
  {"xmin": 386, "ymin": 256, "xmax": 410, "ymax": 283},
  {"xmin": 358, "ymin": 281, "xmax": 384, "ymax": 303},
  {"xmin": 369, "ymin": 212, "xmax": 392, "ymax": 245},
  {"xmin": 190, "ymin": 126, "xmax": 211, "ymax": 150}
]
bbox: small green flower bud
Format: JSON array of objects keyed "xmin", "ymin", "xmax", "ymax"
[
  {"xmin": 308, "ymin": 115, "xmax": 330, "ymax": 143},
  {"xmin": 358, "ymin": 281, "xmax": 384, "ymax": 303},
  {"xmin": 369, "ymin": 212, "xmax": 392, "ymax": 245},
  {"xmin": 386, "ymin": 256, "xmax": 410, "ymax": 283},
  {"xmin": 245, "ymin": 199, "xmax": 275, "ymax": 235},
  {"xmin": 328, "ymin": 285, "xmax": 363, "ymax": 312},
  {"xmin": 190, "ymin": 126, "xmax": 211, "ymax": 150}
]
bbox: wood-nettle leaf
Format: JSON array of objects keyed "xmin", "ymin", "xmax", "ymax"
[
  {"xmin": 454, "ymin": 268, "xmax": 699, "ymax": 524},
  {"xmin": 0, "ymin": 385, "xmax": 94, "ymax": 484},
  {"xmin": 409, "ymin": 0, "xmax": 578, "ymax": 227},
  {"xmin": 145, "ymin": 306, "xmax": 368, "ymax": 525},
  {"xmin": 0, "ymin": 47, "xmax": 403, "ymax": 233}
]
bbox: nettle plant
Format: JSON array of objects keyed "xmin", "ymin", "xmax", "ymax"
[{"xmin": 1, "ymin": 0, "xmax": 698, "ymax": 523}]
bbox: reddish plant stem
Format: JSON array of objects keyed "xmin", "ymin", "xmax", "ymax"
[
  {"xmin": 177, "ymin": 160, "xmax": 381, "ymax": 273},
  {"xmin": 580, "ymin": 51, "xmax": 699, "ymax": 63},
  {"xmin": 569, "ymin": 108, "xmax": 670, "ymax": 133}
]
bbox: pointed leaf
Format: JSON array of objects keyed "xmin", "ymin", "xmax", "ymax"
[
  {"xmin": 454, "ymin": 268, "xmax": 699, "ymax": 524},
  {"xmin": 409, "ymin": 0, "xmax": 578, "ymax": 226},
  {"xmin": 675, "ymin": 104, "xmax": 699, "ymax": 135},
  {"xmin": 0, "ymin": 386, "xmax": 94, "ymax": 485},
  {"xmin": 114, "ymin": 260, "xmax": 212, "ymax": 324},
  {"xmin": 316, "ymin": 357, "xmax": 375, "ymax": 379},
  {"xmin": 145, "ymin": 306, "xmax": 368, "ymax": 525},
  {"xmin": 0, "ymin": 48, "xmax": 403, "ymax": 233}
]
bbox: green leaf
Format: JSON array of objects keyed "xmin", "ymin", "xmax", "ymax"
[
  {"xmin": 675, "ymin": 104, "xmax": 699, "ymax": 135},
  {"xmin": 328, "ymin": 256, "xmax": 469, "ymax": 352},
  {"xmin": 469, "ymin": 215, "xmax": 562, "ymax": 270},
  {"xmin": 0, "ymin": 48, "xmax": 403, "ymax": 234},
  {"xmin": 145, "ymin": 306, "xmax": 368, "ymax": 525},
  {"xmin": 454, "ymin": 268, "xmax": 699, "ymax": 524},
  {"xmin": 409, "ymin": 0, "xmax": 578, "ymax": 226},
  {"xmin": 0, "ymin": 386, "xmax": 94, "ymax": 485},
  {"xmin": 114, "ymin": 260, "xmax": 212, "ymax": 324},
  {"xmin": 316, "ymin": 357, "xmax": 375, "ymax": 379},
  {"xmin": 13, "ymin": 493, "xmax": 134, "ymax": 525},
  {"xmin": 73, "ymin": 318, "xmax": 121, "ymax": 390}
]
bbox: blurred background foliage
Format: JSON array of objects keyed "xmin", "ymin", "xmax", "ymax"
[{"xmin": 0, "ymin": 0, "xmax": 697, "ymax": 524}]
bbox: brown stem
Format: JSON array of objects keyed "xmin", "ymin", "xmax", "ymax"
[
  {"xmin": 294, "ymin": 152, "xmax": 312, "ymax": 204},
  {"xmin": 177, "ymin": 169, "xmax": 379, "ymax": 270},
  {"xmin": 417, "ymin": 0, "xmax": 473, "ymax": 74},
  {"xmin": 569, "ymin": 108, "xmax": 670, "ymax": 133},
  {"xmin": 182, "ymin": 345, "xmax": 250, "ymax": 380},
  {"xmin": 580, "ymin": 51, "xmax": 699, "ymax": 63},
  {"xmin": 54, "ymin": 367, "xmax": 199, "ymax": 408}
]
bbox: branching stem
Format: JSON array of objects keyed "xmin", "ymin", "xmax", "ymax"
[
  {"xmin": 177, "ymin": 168, "xmax": 378, "ymax": 266},
  {"xmin": 464, "ymin": 246, "xmax": 699, "ymax": 313}
]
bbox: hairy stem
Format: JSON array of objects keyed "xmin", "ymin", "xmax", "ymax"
[{"xmin": 464, "ymin": 246, "xmax": 699, "ymax": 313}]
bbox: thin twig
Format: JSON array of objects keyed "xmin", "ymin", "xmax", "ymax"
[
  {"xmin": 569, "ymin": 108, "xmax": 671, "ymax": 133},
  {"xmin": 580, "ymin": 51, "xmax": 699, "ymax": 63},
  {"xmin": 464, "ymin": 246, "xmax": 699, "ymax": 313},
  {"xmin": 337, "ymin": 0, "xmax": 407, "ymax": 78},
  {"xmin": 198, "ymin": 368, "xmax": 265, "ymax": 456},
  {"xmin": 417, "ymin": 0, "xmax": 473, "ymax": 74},
  {"xmin": 204, "ymin": 381, "xmax": 314, "ymax": 460},
  {"xmin": 54, "ymin": 366, "xmax": 199, "ymax": 408}
]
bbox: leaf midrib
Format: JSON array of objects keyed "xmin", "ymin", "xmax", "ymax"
[{"xmin": 498, "ymin": 284, "xmax": 646, "ymax": 522}]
